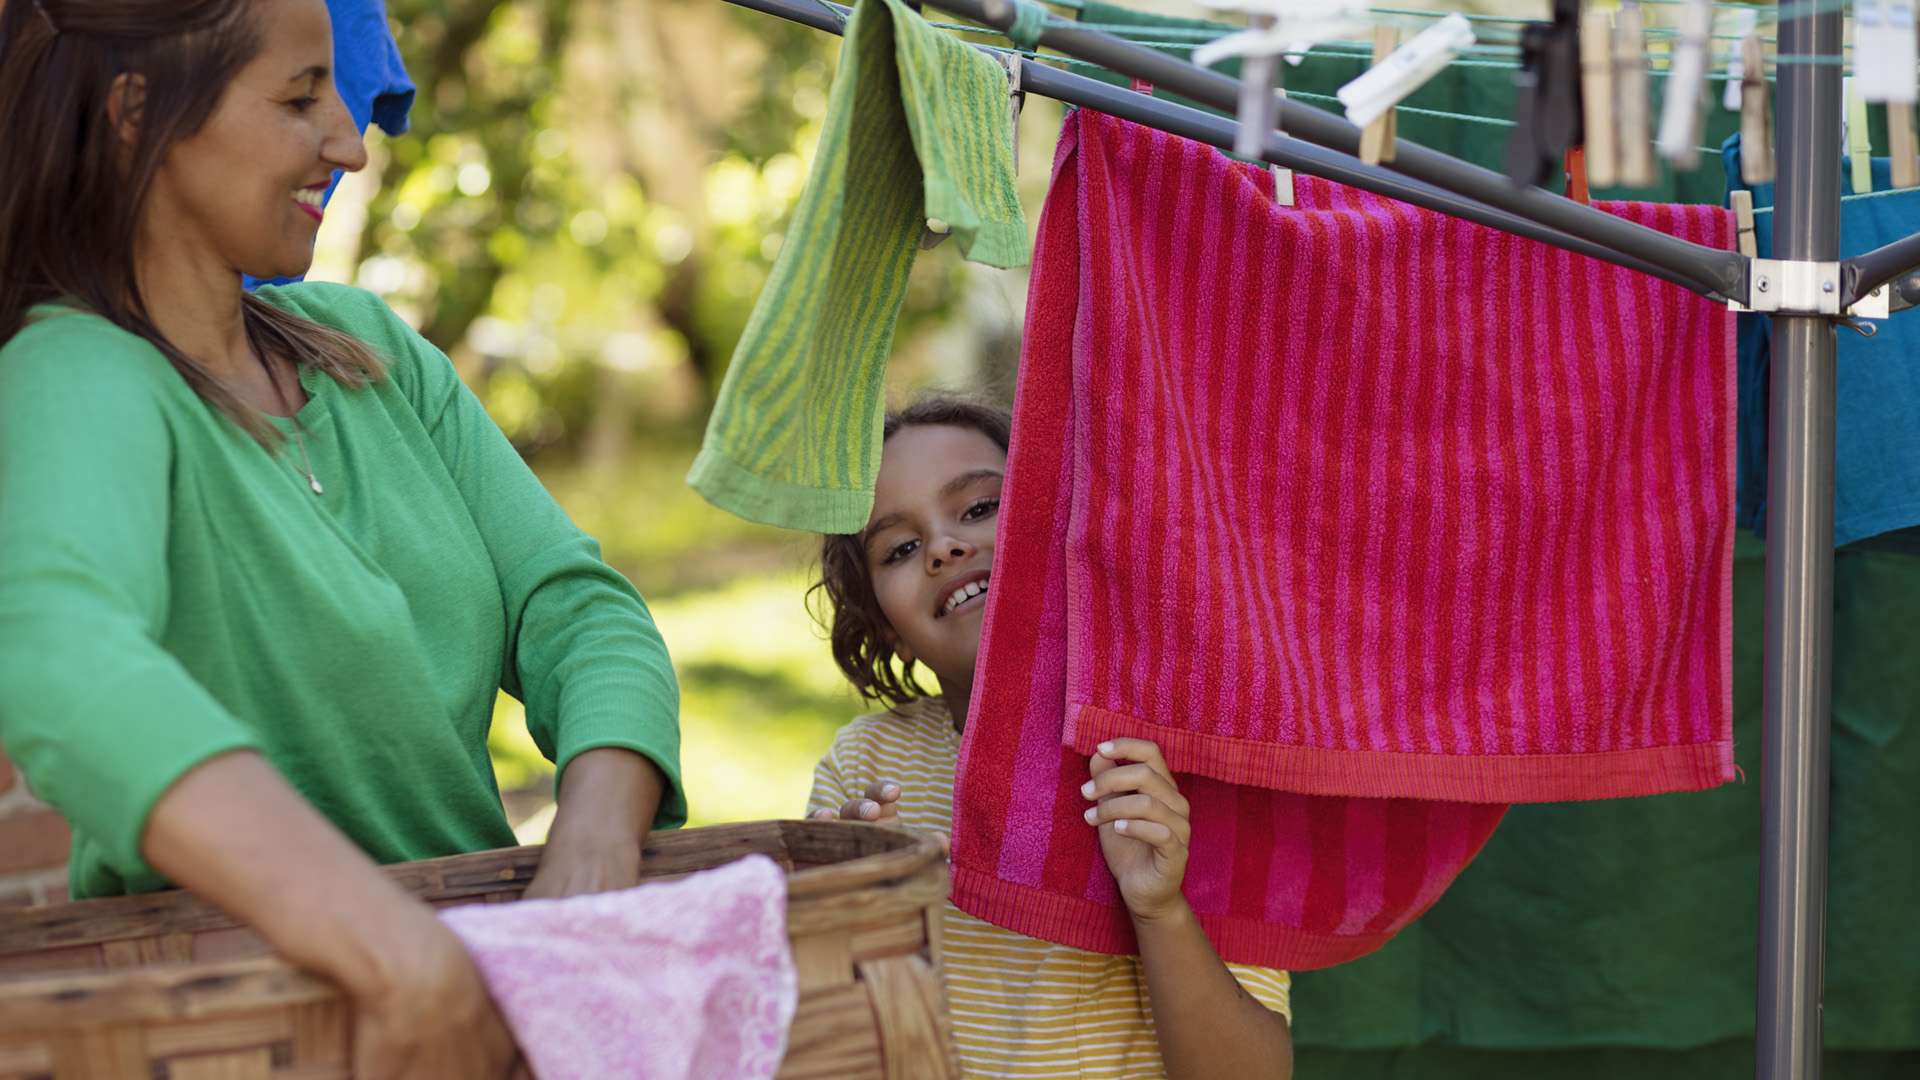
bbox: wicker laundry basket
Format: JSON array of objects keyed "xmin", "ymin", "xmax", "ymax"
[{"xmin": 0, "ymin": 820, "xmax": 955, "ymax": 1079}]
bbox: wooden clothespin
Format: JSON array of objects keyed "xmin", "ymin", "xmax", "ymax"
[
  {"xmin": 1731, "ymin": 190, "xmax": 1757, "ymax": 258},
  {"xmin": 1847, "ymin": 77, "xmax": 1874, "ymax": 194},
  {"xmin": 1893, "ymin": 105, "xmax": 1920, "ymax": 190},
  {"xmin": 1507, "ymin": 0, "xmax": 1584, "ymax": 188},
  {"xmin": 1338, "ymin": 14, "xmax": 1475, "ymax": 166},
  {"xmin": 1352, "ymin": 26, "xmax": 1398, "ymax": 165},
  {"xmin": 1855, "ymin": 0, "xmax": 1919, "ymax": 188},
  {"xmin": 1564, "ymin": 146, "xmax": 1592, "ymax": 204},
  {"xmin": 1655, "ymin": 0, "xmax": 1714, "ymax": 170},
  {"xmin": 1739, "ymin": 31, "xmax": 1773, "ymax": 184},
  {"xmin": 1003, "ymin": 53, "xmax": 1026, "ymax": 175},
  {"xmin": 1612, "ymin": 2, "xmax": 1655, "ymax": 187},
  {"xmin": 1579, "ymin": 7, "xmax": 1617, "ymax": 190}
]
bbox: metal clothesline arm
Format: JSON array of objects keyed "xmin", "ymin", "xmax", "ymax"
[
  {"xmin": 940, "ymin": 0, "xmax": 1748, "ymax": 303},
  {"xmin": 1844, "ymin": 231, "xmax": 1920, "ymax": 310},
  {"xmin": 724, "ymin": 0, "xmax": 1707, "ymax": 294}
]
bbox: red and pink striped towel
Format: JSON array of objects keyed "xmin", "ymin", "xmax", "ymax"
[{"xmin": 950, "ymin": 110, "xmax": 1734, "ymax": 969}]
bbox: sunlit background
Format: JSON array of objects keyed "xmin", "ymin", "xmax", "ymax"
[{"xmin": 299, "ymin": 0, "xmax": 1572, "ymax": 836}]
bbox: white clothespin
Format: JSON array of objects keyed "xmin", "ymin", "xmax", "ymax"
[
  {"xmin": 1271, "ymin": 87, "xmax": 1296, "ymax": 205},
  {"xmin": 1739, "ymin": 31, "xmax": 1773, "ymax": 184},
  {"xmin": 1847, "ymin": 76, "xmax": 1874, "ymax": 194},
  {"xmin": 1855, "ymin": 0, "xmax": 1918, "ymax": 106},
  {"xmin": 1656, "ymin": 0, "xmax": 1714, "ymax": 169},
  {"xmin": 1723, "ymin": 8, "xmax": 1758, "ymax": 113},
  {"xmin": 1193, "ymin": 0, "xmax": 1369, "ymax": 162},
  {"xmin": 1336, "ymin": 13, "xmax": 1475, "ymax": 132},
  {"xmin": 1193, "ymin": 0, "xmax": 1372, "ymax": 75},
  {"xmin": 1613, "ymin": 2, "xmax": 1655, "ymax": 187},
  {"xmin": 1580, "ymin": 8, "xmax": 1618, "ymax": 189}
]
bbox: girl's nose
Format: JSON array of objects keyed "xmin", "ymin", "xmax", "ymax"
[{"xmin": 928, "ymin": 537, "xmax": 975, "ymax": 571}]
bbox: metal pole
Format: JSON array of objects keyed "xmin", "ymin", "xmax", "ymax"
[{"xmin": 1758, "ymin": 0, "xmax": 1841, "ymax": 1076}]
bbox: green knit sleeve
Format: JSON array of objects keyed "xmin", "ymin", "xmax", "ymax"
[
  {"xmin": 0, "ymin": 313, "xmax": 260, "ymax": 881},
  {"xmin": 304, "ymin": 288, "xmax": 686, "ymax": 828}
]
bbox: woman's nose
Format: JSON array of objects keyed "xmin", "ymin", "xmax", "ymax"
[{"xmin": 323, "ymin": 93, "xmax": 369, "ymax": 174}]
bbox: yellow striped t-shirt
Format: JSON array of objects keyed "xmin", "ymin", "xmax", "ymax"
[{"xmin": 807, "ymin": 697, "xmax": 1292, "ymax": 1079}]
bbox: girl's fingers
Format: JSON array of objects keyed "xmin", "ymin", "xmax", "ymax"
[
  {"xmin": 865, "ymin": 781, "xmax": 902, "ymax": 804},
  {"xmin": 1082, "ymin": 793, "xmax": 1191, "ymax": 844},
  {"xmin": 1107, "ymin": 817, "xmax": 1178, "ymax": 849},
  {"xmin": 1094, "ymin": 738, "xmax": 1175, "ymax": 786},
  {"xmin": 1080, "ymin": 763, "xmax": 1189, "ymax": 819},
  {"xmin": 839, "ymin": 798, "xmax": 881, "ymax": 821},
  {"xmin": 809, "ymin": 809, "xmax": 837, "ymax": 821}
]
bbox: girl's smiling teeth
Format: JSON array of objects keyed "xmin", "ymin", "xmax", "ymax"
[{"xmin": 940, "ymin": 575, "xmax": 990, "ymax": 617}]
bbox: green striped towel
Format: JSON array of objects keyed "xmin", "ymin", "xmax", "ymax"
[{"xmin": 688, "ymin": 0, "xmax": 1028, "ymax": 533}]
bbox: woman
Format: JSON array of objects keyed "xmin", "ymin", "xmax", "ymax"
[{"xmin": 0, "ymin": 2, "xmax": 680, "ymax": 1076}]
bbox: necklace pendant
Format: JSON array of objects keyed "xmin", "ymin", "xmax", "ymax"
[{"xmin": 309, "ymin": 476, "xmax": 325, "ymax": 495}]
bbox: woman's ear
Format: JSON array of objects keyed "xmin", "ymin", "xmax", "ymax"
[{"xmin": 107, "ymin": 73, "xmax": 147, "ymax": 148}]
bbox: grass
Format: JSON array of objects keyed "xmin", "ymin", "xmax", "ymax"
[{"xmin": 489, "ymin": 571, "xmax": 866, "ymax": 837}]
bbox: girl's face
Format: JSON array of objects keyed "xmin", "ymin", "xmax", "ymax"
[
  {"xmin": 861, "ymin": 424, "xmax": 1007, "ymax": 693},
  {"xmin": 141, "ymin": 0, "xmax": 367, "ymax": 282}
]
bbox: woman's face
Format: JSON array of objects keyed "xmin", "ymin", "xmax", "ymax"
[
  {"xmin": 862, "ymin": 424, "xmax": 1007, "ymax": 693},
  {"xmin": 142, "ymin": 0, "xmax": 367, "ymax": 282}
]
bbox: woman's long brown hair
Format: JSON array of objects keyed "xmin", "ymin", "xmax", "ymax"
[{"xmin": 0, "ymin": 0, "xmax": 383, "ymax": 445}]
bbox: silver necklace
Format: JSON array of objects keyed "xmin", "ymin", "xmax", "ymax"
[{"xmin": 255, "ymin": 340, "xmax": 323, "ymax": 495}]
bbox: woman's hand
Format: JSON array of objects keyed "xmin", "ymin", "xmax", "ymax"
[
  {"xmin": 344, "ymin": 909, "xmax": 526, "ymax": 1079},
  {"xmin": 523, "ymin": 748, "xmax": 664, "ymax": 900},
  {"xmin": 809, "ymin": 780, "xmax": 902, "ymax": 823},
  {"xmin": 1082, "ymin": 739, "xmax": 1191, "ymax": 923},
  {"xmin": 139, "ymin": 752, "xmax": 525, "ymax": 1078}
]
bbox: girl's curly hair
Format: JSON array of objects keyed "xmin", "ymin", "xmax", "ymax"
[{"xmin": 808, "ymin": 396, "xmax": 1012, "ymax": 707}]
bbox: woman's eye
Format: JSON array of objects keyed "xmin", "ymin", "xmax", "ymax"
[
  {"xmin": 961, "ymin": 498, "xmax": 1001, "ymax": 522},
  {"xmin": 883, "ymin": 539, "xmax": 919, "ymax": 565},
  {"xmin": 288, "ymin": 97, "xmax": 318, "ymax": 112}
]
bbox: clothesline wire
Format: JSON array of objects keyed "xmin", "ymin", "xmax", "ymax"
[{"xmin": 915, "ymin": 13, "xmax": 1864, "ymax": 83}]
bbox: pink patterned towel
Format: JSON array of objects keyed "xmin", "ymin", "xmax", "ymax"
[
  {"xmin": 950, "ymin": 109, "xmax": 1732, "ymax": 970},
  {"xmin": 441, "ymin": 854, "xmax": 797, "ymax": 1080},
  {"xmin": 1057, "ymin": 109, "xmax": 1736, "ymax": 803}
]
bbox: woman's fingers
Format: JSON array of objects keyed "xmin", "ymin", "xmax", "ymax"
[
  {"xmin": 837, "ymin": 796, "xmax": 898, "ymax": 821},
  {"xmin": 1080, "ymin": 762, "xmax": 1188, "ymax": 819},
  {"xmin": 1083, "ymin": 792, "xmax": 1191, "ymax": 845},
  {"xmin": 864, "ymin": 781, "xmax": 901, "ymax": 804}
]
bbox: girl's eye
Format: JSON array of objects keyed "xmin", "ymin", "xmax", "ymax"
[
  {"xmin": 961, "ymin": 497, "xmax": 1001, "ymax": 523},
  {"xmin": 882, "ymin": 538, "xmax": 920, "ymax": 565}
]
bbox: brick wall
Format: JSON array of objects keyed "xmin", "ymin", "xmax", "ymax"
[{"xmin": 0, "ymin": 746, "xmax": 71, "ymax": 908}]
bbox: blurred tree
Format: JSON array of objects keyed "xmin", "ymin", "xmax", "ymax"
[{"xmin": 349, "ymin": 0, "xmax": 977, "ymax": 468}]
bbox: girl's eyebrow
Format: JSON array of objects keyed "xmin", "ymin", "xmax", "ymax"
[{"xmin": 942, "ymin": 468, "xmax": 1003, "ymax": 497}]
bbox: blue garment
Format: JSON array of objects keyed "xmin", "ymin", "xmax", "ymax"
[
  {"xmin": 1723, "ymin": 137, "xmax": 1920, "ymax": 546},
  {"xmin": 245, "ymin": 0, "xmax": 413, "ymax": 290}
]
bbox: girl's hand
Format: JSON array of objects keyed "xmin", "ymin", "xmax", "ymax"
[
  {"xmin": 810, "ymin": 780, "xmax": 902, "ymax": 823},
  {"xmin": 1083, "ymin": 739, "xmax": 1191, "ymax": 923}
]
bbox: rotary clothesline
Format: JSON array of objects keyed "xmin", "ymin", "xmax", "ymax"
[{"xmin": 726, "ymin": 1, "xmax": 1916, "ymax": 1076}]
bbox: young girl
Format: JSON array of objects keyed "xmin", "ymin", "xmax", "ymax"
[{"xmin": 806, "ymin": 398, "xmax": 1294, "ymax": 1079}]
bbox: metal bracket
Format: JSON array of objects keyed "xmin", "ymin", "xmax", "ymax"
[
  {"xmin": 1849, "ymin": 281, "xmax": 1891, "ymax": 319},
  {"xmin": 1730, "ymin": 259, "xmax": 1842, "ymax": 315}
]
